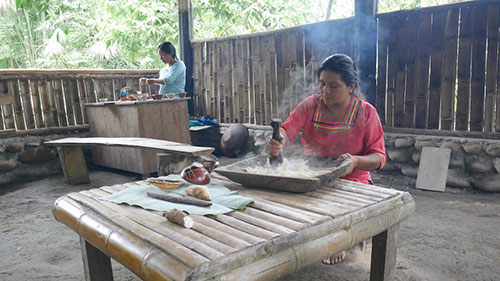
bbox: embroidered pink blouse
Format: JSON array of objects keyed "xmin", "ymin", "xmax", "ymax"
[{"xmin": 280, "ymin": 94, "xmax": 386, "ymax": 184}]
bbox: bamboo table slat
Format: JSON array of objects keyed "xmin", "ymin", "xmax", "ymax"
[{"xmin": 53, "ymin": 175, "xmax": 415, "ymax": 281}]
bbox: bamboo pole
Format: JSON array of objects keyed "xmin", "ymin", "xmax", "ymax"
[
  {"xmin": 77, "ymin": 79, "xmax": 88, "ymax": 124},
  {"xmin": 93, "ymin": 79, "xmax": 104, "ymax": 101},
  {"xmin": 38, "ymin": 79, "xmax": 52, "ymax": 127},
  {"xmin": 376, "ymin": 18, "xmax": 388, "ymax": 125},
  {"xmin": 404, "ymin": 14, "xmax": 418, "ymax": 128},
  {"xmin": 69, "ymin": 79, "xmax": 83, "ymax": 125},
  {"xmin": 242, "ymin": 39, "xmax": 251, "ymax": 123},
  {"xmin": 288, "ymin": 32, "xmax": 298, "ymax": 118},
  {"xmin": 62, "ymin": 79, "xmax": 76, "ymax": 126},
  {"xmin": 456, "ymin": 6, "xmax": 473, "ymax": 131},
  {"xmin": 191, "ymin": 215, "xmax": 265, "ymax": 245},
  {"xmin": 84, "ymin": 78, "xmax": 96, "ymax": 103},
  {"xmin": 212, "ymin": 42, "xmax": 220, "ymax": 121},
  {"xmin": 53, "ymin": 79, "xmax": 67, "ymax": 126},
  {"xmin": 385, "ymin": 17, "xmax": 398, "ymax": 127},
  {"xmin": 1, "ymin": 80, "xmax": 14, "ymax": 129},
  {"xmin": 274, "ymin": 34, "xmax": 284, "ymax": 121},
  {"xmin": 428, "ymin": 10, "xmax": 447, "ymax": 129},
  {"xmin": 270, "ymin": 47, "xmax": 278, "ymax": 121},
  {"xmin": 251, "ymin": 36, "xmax": 261, "ymax": 124},
  {"xmin": 233, "ymin": 39, "xmax": 244, "ymax": 123},
  {"xmin": 469, "ymin": 5, "xmax": 488, "ymax": 131},
  {"xmin": 47, "ymin": 79, "xmax": 59, "ymax": 127},
  {"xmin": 394, "ymin": 14, "xmax": 408, "ymax": 127},
  {"xmin": 19, "ymin": 79, "xmax": 35, "ymax": 129},
  {"xmin": 414, "ymin": 13, "xmax": 432, "ymax": 129},
  {"xmin": 260, "ymin": 36, "xmax": 271, "ymax": 125},
  {"xmin": 282, "ymin": 33, "xmax": 292, "ymax": 119},
  {"xmin": 440, "ymin": 8, "xmax": 460, "ymax": 130},
  {"xmin": 104, "ymin": 79, "xmax": 114, "ymax": 101},
  {"xmin": 484, "ymin": 5, "xmax": 499, "ymax": 132},
  {"xmin": 30, "ymin": 79, "xmax": 44, "ymax": 128},
  {"xmin": 192, "ymin": 43, "xmax": 200, "ymax": 113},
  {"xmin": 9, "ymin": 80, "xmax": 25, "ymax": 130}
]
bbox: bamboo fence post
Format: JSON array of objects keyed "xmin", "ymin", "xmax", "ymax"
[
  {"xmin": 270, "ymin": 44, "xmax": 278, "ymax": 121},
  {"xmin": 1, "ymin": 80, "xmax": 15, "ymax": 129},
  {"xmin": 469, "ymin": 5, "xmax": 487, "ymax": 132},
  {"xmin": 428, "ymin": 10, "xmax": 447, "ymax": 129},
  {"xmin": 264, "ymin": 36, "xmax": 274, "ymax": 125},
  {"xmin": 229, "ymin": 40, "xmax": 235, "ymax": 123},
  {"xmin": 274, "ymin": 34, "xmax": 284, "ymax": 121},
  {"xmin": 208, "ymin": 42, "xmax": 215, "ymax": 119},
  {"xmin": 19, "ymin": 79, "xmax": 35, "ymax": 129},
  {"xmin": 281, "ymin": 33, "xmax": 291, "ymax": 119},
  {"xmin": 38, "ymin": 79, "xmax": 52, "ymax": 127},
  {"xmin": 30, "ymin": 79, "xmax": 44, "ymax": 128},
  {"xmin": 440, "ymin": 8, "xmax": 459, "ymax": 130},
  {"xmin": 9, "ymin": 80, "xmax": 26, "ymax": 130},
  {"xmin": 484, "ymin": 4, "xmax": 499, "ymax": 132},
  {"xmin": 84, "ymin": 79, "xmax": 96, "ymax": 103},
  {"xmin": 385, "ymin": 17, "xmax": 398, "ymax": 127},
  {"xmin": 242, "ymin": 40, "xmax": 250, "ymax": 123},
  {"xmin": 288, "ymin": 32, "xmax": 298, "ymax": 117},
  {"xmin": 62, "ymin": 79, "xmax": 76, "ymax": 126},
  {"xmin": 203, "ymin": 42, "xmax": 211, "ymax": 117},
  {"xmin": 70, "ymin": 79, "xmax": 83, "ymax": 125},
  {"xmin": 223, "ymin": 40, "xmax": 233, "ymax": 123},
  {"xmin": 251, "ymin": 36, "xmax": 261, "ymax": 125},
  {"xmin": 260, "ymin": 36, "xmax": 270, "ymax": 125},
  {"xmin": 219, "ymin": 41, "xmax": 226, "ymax": 123},
  {"xmin": 94, "ymin": 79, "xmax": 105, "ymax": 101},
  {"xmin": 192, "ymin": 43, "xmax": 200, "ymax": 113},
  {"xmin": 213, "ymin": 42, "xmax": 220, "ymax": 121},
  {"xmin": 47, "ymin": 79, "xmax": 59, "ymax": 127},
  {"xmin": 53, "ymin": 79, "xmax": 68, "ymax": 127},
  {"xmin": 104, "ymin": 79, "xmax": 114, "ymax": 101},
  {"xmin": 414, "ymin": 13, "xmax": 432, "ymax": 129},
  {"xmin": 394, "ymin": 14, "xmax": 408, "ymax": 128},
  {"xmin": 456, "ymin": 6, "xmax": 473, "ymax": 131},
  {"xmin": 233, "ymin": 39, "xmax": 244, "ymax": 123},
  {"xmin": 376, "ymin": 18, "xmax": 388, "ymax": 125},
  {"xmin": 404, "ymin": 14, "xmax": 418, "ymax": 128},
  {"xmin": 77, "ymin": 79, "xmax": 87, "ymax": 124}
]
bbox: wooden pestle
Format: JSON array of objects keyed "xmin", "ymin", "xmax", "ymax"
[{"xmin": 270, "ymin": 118, "xmax": 283, "ymax": 165}]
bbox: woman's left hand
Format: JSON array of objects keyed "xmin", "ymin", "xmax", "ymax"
[{"xmin": 338, "ymin": 153, "xmax": 358, "ymax": 177}]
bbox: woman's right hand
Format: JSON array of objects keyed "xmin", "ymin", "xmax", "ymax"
[
  {"xmin": 139, "ymin": 77, "xmax": 148, "ymax": 85},
  {"xmin": 265, "ymin": 138, "xmax": 283, "ymax": 158}
]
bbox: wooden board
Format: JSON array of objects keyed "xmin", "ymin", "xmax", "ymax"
[{"xmin": 416, "ymin": 147, "xmax": 451, "ymax": 192}]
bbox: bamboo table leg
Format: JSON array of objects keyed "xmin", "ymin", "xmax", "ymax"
[
  {"xmin": 369, "ymin": 223, "xmax": 399, "ymax": 281},
  {"xmin": 80, "ymin": 237, "xmax": 114, "ymax": 281},
  {"xmin": 57, "ymin": 146, "xmax": 90, "ymax": 184}
]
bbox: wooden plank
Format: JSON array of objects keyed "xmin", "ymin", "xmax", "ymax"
[
  {"xmin": 485, "ymin": 4, "xmax": 499, "ymax": 132},
  {"xmin": 70, "ymin": 79, "xmax": 84, "ymax": 125},
  {"xmin": 47, "ymin": 79, "xmax": 59, "ymax": 127},
  {"xmin": 1, "ymin": 80, "xmax": 14, "ymax": 129},
  {"xmin": 456, "ymin": 6, "xmax": 473, "ymax": 131},
  {"xmin": 376, "ymin": 18, "xmax": 388, "ymax": 125},
  {"xmin": 414, "ymin": 13, "xmax": 432, "ymax": 128},
  {"xmin": 416, "ymin": 147, "xmax": 451, "ymax": 192},
  {"xmin": 57, "ymin": 146, "xmax": 90, "ymax": 184},
  {"xmin": 85, "ymin": 79, "xmax": 96, "ymax": 103},
  {"xmin": 428, "ymin": 10, "xmax": 447, "ymax": 129},
  {"xmin": 53, "ymin": 79, "xmax": 67, "ymax": 126},
  {"xmin": 440, "ymin": 8, "xmax": 460, "ymax": 130},
  {"xmin": 470, "ymin": 5, "xmax": 488, "ymax": 131},
  {"xmin": 20, "ymin": 79, "xmax": 35, "ymax": 129},
  {"xmin": 62, "ymin": 79, "xmax": 76, "ymax": 126},
  {"xmin": 29, "ymin": 79, "xmax": 43, "ymax": 128},
  {"xmin": 369, "ymin": 224, "xmax": 400, "ymax": 281},
  {"xmin": 80, "ymin": 238, "xmax": 114, "ymax": 281},
  {"xmin": 37, "ymin": 80, "xmax": 51, "ymax": 127},
  {"xmin": 9, "ymin": 80, "xmax": 26, "ymax": 130},
  {"xmin": 404, "ymin": 14, "xmax": 418, "ymax": 128},
  {"xmin": 77, "ymin": 79, "xmax": 88, "ymax": 124},
  {"xmin": 393, "ymin": 14, "xmax": 408, "ymax": 127},
  {"xmin": 385, "ymin": 16, "xmax": 398, "ymax": 127}
]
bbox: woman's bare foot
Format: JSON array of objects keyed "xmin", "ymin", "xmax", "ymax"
[{"xmin": 322, "ymin": 250, "xmax": 345, "ymax": 265}]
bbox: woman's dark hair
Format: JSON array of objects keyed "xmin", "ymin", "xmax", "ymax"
[
  {"xmin": 317, "ymin": 54, "xmax": 358, "ymax": 95},
  {"xmin": 158, "ymin": 42, "xmax": 177, "ymax": 59}
]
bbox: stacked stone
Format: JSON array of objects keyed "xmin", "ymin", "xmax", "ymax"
[{"xmin": 384, "ymin": 133, "xmax": 500, "ymax": 192}]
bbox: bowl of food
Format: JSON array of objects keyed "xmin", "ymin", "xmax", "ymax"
[
  {"xmin": 146, "ymin": 178, "xmax": 185, "ymax": 190},
  {"xmin": 98, "ymin": 97, "xmax": 108, "ymax": 103},
  {"xmin": 151, "ymin": 94, "xmax": 163, "ymax": 100},
  {"xmin": 177, "ymin": 92, "xmax": 187, "ymax": 98},
  {"xmin": 166, "ymin": 93, "xmax": 175, "ymax": 99}
]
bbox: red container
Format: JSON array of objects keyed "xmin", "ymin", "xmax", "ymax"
[{"xmin": 181, "ymin": 163, "xmax": 211, "ymax": 185}]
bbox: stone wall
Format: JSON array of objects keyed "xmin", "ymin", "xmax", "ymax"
[
  {"xmin": 0, "ymin": 132, "xmax": 89, "ymax": 186},
  {"xmin": 219, "ymin": 124, "xmax": 500, "ymax": 193}
]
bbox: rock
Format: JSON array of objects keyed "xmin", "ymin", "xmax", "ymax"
[
  {"xmin": 401, "ymin": 166, "xmax": 418, "ymax": 177},
  {"xmin": 394, "ymin": 138, "xmax": 415, "ymax": 148},
  {"xmin": 446, "ymin": 169, "xmax": 471, "ymax": 188},
  {"xmin": 463, "ymin": 144, "xmax": 483, "ymax": 154},
  {"xmin": 472, "ymin": 174, "xmax": 500, "ymax": 192},
  {"xmin": 17, "ymin": 146, "xmax": 57, "ymax": 164},
  {"xmin": 381, "ymin": 161, "xmax": 399, "ymax": 171},
  {"xmin": 485, "ymin": 144, "xmax": 500, "ymax": 156},
  {"xmin": 0, "ymin": 146, "xmax": 5, "ymax": 153},
  {"xmin": 494, "ymin": 158, "xmax": 500, "ymax": 174},
  {"xmin": 0, "ymin": 159, "xmax": 17, "ymax": 172},
  {"xmin": 6, "ymin": 142, "xmax": 25, "ymax": 153},
  {"xmin": 449, "ymin": 156, "xmax": 465, "ymax": 168},
  {"xmin": 414, "ymin": 141, "xmax": 435, "ymax": 151},
  {"xmin": 465, "ymin": 156, "xmax": 492, "ymax": 173},
  {"xmin": 440, "ymin": 141, "xmax": 460, "ymax": 151},
  {"xmin": 412, "ymin": 152, "xmax": 420, "ymax": 164},
  {"xmin": 387, "ymin": 148, "xmax": 411, "ymax": 163}
]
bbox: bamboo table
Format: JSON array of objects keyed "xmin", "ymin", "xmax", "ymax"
[{"xmin": 52, "ymin": 175, "xmax": 415, "ymax": 281}]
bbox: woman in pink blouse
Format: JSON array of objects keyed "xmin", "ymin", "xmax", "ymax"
[{"xmin": 266, "ymin": 54, "xmax": 387, "ymax": 264}]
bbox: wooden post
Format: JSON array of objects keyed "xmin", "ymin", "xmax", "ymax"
[
  {"xmin": 57, "ymin": 146, "xmax": 90, "ymax": 184},
  {"xmin": 80, "ymin": 237, "xmax": 114, "ymax": 281},
  {"xmin": 355, "ymin": 0, "xmax": 377, "ymax": 106},
  {"xmin": 178, "ymin": 0, "xmax": 194, "ymax": 115},
  {"xmin": 370, "ymin": 223, "xmax": 399, "ymax": 281}
]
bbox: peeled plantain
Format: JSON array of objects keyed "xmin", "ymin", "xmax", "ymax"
[{"xmin": 185, "ymin": 185, "xmax": 211, "ymax": 201}]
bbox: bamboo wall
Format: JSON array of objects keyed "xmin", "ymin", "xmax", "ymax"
[
  {"xmin": 377, "ymin": 0, "xmax": 500, "ymax": 132},
  {"xmin": 0, "ymin": 70, "xmax": 157, "ymax": 131},
  {"xmin": 191, "ymin": 18, "xmax": 356, "ymax": 125}
]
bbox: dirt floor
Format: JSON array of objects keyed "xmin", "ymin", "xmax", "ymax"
[{"xmin": 1, "ymin": 164, "xmax": 499, "ymax": 281}]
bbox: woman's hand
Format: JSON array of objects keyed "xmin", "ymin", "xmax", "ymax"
[
  {"xmin": 139, "ymin": 77, "xmax": 148, "ymax": 85},
  {"xmin": 338, "ymin": 153, "xmax": 358, "ymax": 177},
  {"xmin": 265, "ymin": 138, "xmax": 283, "ymax": 158}
]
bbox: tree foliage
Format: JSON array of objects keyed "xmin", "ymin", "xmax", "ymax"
[{"xmin": 0, "ymin": 0, "xmax": 458, "ymax": 69}]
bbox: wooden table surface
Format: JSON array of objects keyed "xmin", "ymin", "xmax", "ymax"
[{"xmin": 53, "ymin": 174, "xmax": 415, "ymax": 281}]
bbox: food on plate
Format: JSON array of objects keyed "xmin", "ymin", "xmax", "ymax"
[
  {"xmin": 147, "ymin": 178, "xmax": 184, "ymax": 190},
  {"xmin": 185, "ymin": 185, "xmax": 211, "ymax": 201}
]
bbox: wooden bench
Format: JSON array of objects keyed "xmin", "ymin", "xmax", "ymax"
[
  {"xmin": 52, "ymin": 175, "xmax": 415, "ymax": 280},
  {"xmin": 45, "ymin": 137, "xmax": 215, "ymax": 184}
]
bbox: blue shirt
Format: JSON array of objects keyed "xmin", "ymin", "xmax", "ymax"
[{"xmin": 158, "ymin": 60, "xmax": 186, "ymax": 95}]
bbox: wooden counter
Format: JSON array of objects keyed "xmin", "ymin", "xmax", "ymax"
[{"xmin": 86, "ymin": 98, "xmax": 191, "ymax": 175}]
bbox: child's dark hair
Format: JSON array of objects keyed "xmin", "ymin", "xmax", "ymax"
[
  {"xmin": 158, "ymin": 42, "xmax": 177, "ymax": 59},
  {"xmin": 317, "ymin": 54, "xmax": 358, "ymax": 95}
]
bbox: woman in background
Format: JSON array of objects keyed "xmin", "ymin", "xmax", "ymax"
[
  {"xmin": 266, "ymin": 54, "xmax": 387, "ymax": 264},
  {"xmin": 140, "ymin": 42, "xmax": 186, "ymax": 96}
]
